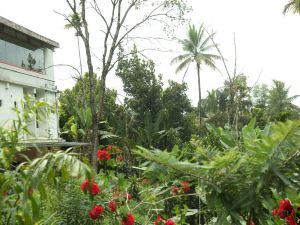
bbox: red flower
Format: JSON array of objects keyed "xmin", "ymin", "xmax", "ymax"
[
  {"xmin": 97, "ymin": 150, "xmax": 111, "ymax": 160},
  {"xmin": 80, "ymin": 179, "xmax": 101, "ymax": 196},
  {"xmin": 80, "ymin": 179, "xmax": 89, "ymax": 191},
  {"xmin": 154, "ymin": 215, "xmax": 163, "ymax": 225},
  {"xmin": 90, "ymin": 182, "xmax": 101, "ymax": 196},
  {"xmin": 180, "ymin": 181, "xmax": 190, "ymax": 193},
  {"xmin": 171, "ymin": 186, "xmax": 179, "ymax": 195},
  {"xmin": 286, "ymin": 214, "xmax": 297, "ymax": 225},
  {"xmin": 165, "ymin": 219, "xmax": 176, "ymax": 225},
  {"xmin": 279, "ymin": 199, "xmax": 293, "ymax": 214},
  {"xmin": 89, "ymin": 205, "xmax": 104, "ymax": 221},
  {"xmin": 122, "ymin": 213, "xmax": 135, "ymax": 225},
  {"xmin": 117, "ymin": 155, "xmax": 125, "ymax": 161},
  {"xmin": 273, "ymin": 208, "xmax": 285, "ymax": 219},
  {"xmin": 109, "ymin": 200, "xmax": 117, "ymax": 212}
]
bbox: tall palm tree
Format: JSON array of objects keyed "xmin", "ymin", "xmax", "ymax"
[
  {"xmin": 283, "ymin": 0, "xmax": 300, "ymax": 14},
  {"xmin": 171, "ymin": 24, "xmax": 220, "ymax": 126}
]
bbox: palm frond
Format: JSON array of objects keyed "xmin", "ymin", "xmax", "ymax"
[
  {"xmin": 188, "ymin": 24, "xmax": 199, "ymax": 48},
  {"xmin": 199, "ymin": 31, "xmax": 216, "ymax": 51},
  {"xmin": 200, "ymin": 44, "xmax": 218, "ymax": 53},
  {"xmin": 202, "ymin": 53, "xmax": 222, "ymax": 60},
  {"xmin": 182, "ymin": 61, "xmax": 192, "ymax": 81},
  {"xmin": 197, "ymin": 23, "xmax": 205, "ymax": 46},
  {"xmin": 283, "ymin": 0, "xmax": 300, "ymax": 14},
  {"xmin": 171, "ymin": 53, "xmax": 192, "ymax": 65},
  {"xmin": 175, "ymin": 58, "xmax": 193, "ymax": 74}
]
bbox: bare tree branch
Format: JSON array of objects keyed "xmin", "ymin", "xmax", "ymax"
[{"xmin": 233, "ymin": 33, "xmax": 237, "ymax": 79}]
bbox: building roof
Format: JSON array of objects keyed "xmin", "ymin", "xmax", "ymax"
[{"xmin": 0, "ymin": 16, "xmax": 60, "ymax": 48}]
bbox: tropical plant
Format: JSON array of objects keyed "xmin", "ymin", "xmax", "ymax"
[
  {"xmin": 135, "ymin": 119, "xmax": 300, "ymax": 224},
  {"xmin": 283, "ymin": 0, "xmax": 300, "ymax": 14},
  {"xmin": 266, "ymin": 80, "xmax": 300, "ymax": 122},
  {"xmin": 171, "ymin": 24, "xmax": 220, "ymax": 126}
]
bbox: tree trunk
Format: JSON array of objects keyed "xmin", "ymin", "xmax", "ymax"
[
  {"xmin": 196, "ymin": 63, "xmax": 202, "ymax": 127},
  {"xmin": 80, "ymin": 0, "xmax": 99, "ymax": 171},
  {"xmin": 99, "ymin": 73, "xmax": 106, "ymax": 121}
]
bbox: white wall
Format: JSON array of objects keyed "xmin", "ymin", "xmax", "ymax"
[
  {"xmin": 0, "ymin": 83, "xmax": 60, "ymax": 141},
  {"xmin": 0, "ymin": 62, "xmax": 56, "ymax": 91},
  {"xmin": 46, "ymin": 91, "xmax": 59, "ymax": 139},
  {"xmin": 0, "ymin": 81, "xmax": 23, "ymax": 127},
  {"xmin": 0, "ymin": 46, "xmax": 60, "ymax": 141}
]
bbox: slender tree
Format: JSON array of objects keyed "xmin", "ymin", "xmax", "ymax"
[
  {"xmin": 60, "ymin": 0, "xmax": 189, "ymax": 170},
  {"xmin": 283, "ymin": 0, "xmax": 300, "ymax": 14},
  {"xmin": 171, "ymin": 24, "xmax": 220, "ymax": 127}
]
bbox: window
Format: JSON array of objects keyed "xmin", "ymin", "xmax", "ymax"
[
  {"xmin": 14, "ymin": 101, "xmax": 17, "ymax": 108},
  {"xmin": 0, "ymin": 100, "xmax": 2, "ymax": 107},
  {"xmin": 0, "ymin": 39, "xmax": 45, "ymax": 72}
]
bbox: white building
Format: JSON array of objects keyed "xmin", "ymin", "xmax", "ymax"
[{"xmin": 0, "ymin": 16, "xmax": 61, "ymax": 143}]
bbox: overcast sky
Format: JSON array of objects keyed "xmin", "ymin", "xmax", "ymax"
[{"xmin": 1, "ymin": 0, "xmax": 300, "ymax": 106}]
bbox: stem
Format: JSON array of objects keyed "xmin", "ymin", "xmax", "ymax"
[
  {"xmin": 197, "ymin": 63, "xmax": 202, "ymax": 128},
  {"xmin": 198, "ymin": 178, "xmax": 201, "ymax": 225}
]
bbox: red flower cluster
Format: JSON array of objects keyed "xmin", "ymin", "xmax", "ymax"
[
  {"xmin": 80, "ymin": 179, "xmax": 101, "ymax": 196},
  {"xmin": 97, "ymin": 145, "xmax": 125, "ymax": 162},
  {"xmin": 80, "ymin": 177, "xmax": 136, "ymax": 223},
  {"xmin": 109, "ymin": 200, "xmax": 117, "ymax": 212},
  {"xmin": 122, "ymin": 213, "xmax": 135, "ymax": 225},
  {"xmin": 180, "ymin": 181, "xmax": 190, "ymax": 193},
  {"xmin": 155, "ymin": 215, "xmax": 163, "ymax": 225},
  {"xmin": 97, "ymin": 149, "xmax": 111, "ymax": 161},
  {"xmin": 165, "ymin": 219, "xmax": 176, "ymax": 225},
  {"xmin": 89, "ymin": 205, "xmax": 104, "ymax": 220},
  {"xmin": 273, "ymin": 199, "xmax": 300, "ymax": 225},
  {"xmin": 171, "ymin": 181, "xmax": 191, "ymax": 195},
  {"xmin": 154, "ymin": 215, "xmax": 176, "ymax": 225}
]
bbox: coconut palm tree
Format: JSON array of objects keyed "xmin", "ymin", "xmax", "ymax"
[
  {"xmin": 283, "ymin": 0, "xmax": 300, "ymax": 14},
  {"xmin": 171, "ymin": 24, "xmax": 220, "ymax": 126}
]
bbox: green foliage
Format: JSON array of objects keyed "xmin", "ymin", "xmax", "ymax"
[
  {"xmin": 204, "ymin": 74, "xmax": 251, "ymax": 130},
  {"xmin": 115, "ymin": 47, "xmax": 195, "ymax": 150},
  {"xmin": 135, "ymin": 119, "xmax": 300, "ymax": 224},
  {"xmin": 266, "ymin": 80, "xmax": 300, "ymax": 121},
  {"xmin": 0, "ymin": 99, "xmax": 91, "ymax": 225},
  {"xmin": 161, "ymin": 81, "xmax": 196, "ymax": 143},
  {"xmin": 251, "ymin": 80, "xmax": 300, "ymax": 126},
  {"xmin": 283, "ymin": 0, "xmax": 300, "ymax": 14},
  {"xmin": 116, "ymin": 47, "xmax": 163, "ymax": 125},
  {"xmin": 59, "ymin": 73, "xmax": 121, "ymax": 143}
]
